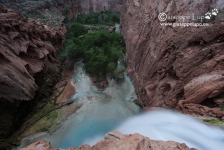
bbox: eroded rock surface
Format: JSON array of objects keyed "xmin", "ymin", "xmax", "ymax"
[
  {"xmin": 20, "ymin": 140, "xmax": 56, "ymax": 150},
  {"xmin": 0, "ymin": 4, "xmax": 64, "ymax": 102},
  {"xmin": 121, "ymin": 0, "xmax": 224, "ymax": 118},
  {"xmin": 0, "ymin": 0, "xmax": 65, "ymax": 28},
  {"xmin": 0, "ymin": 4, "xmax": 64, "ymax": 140},
  {"xmin": 21, "ymin": 131, "xmax": 196, "ymax": 150},
  {"xmin": 61, "ymin": 0, "xmax": 122, "ymax": 18},
  {"xmin": 0, "ymin": 0, "xmax": 122, "ymax": 26}
]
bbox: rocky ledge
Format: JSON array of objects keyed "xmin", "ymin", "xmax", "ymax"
[
  {"xmin": 0, "ymin": 0, "xmax": 65, "ymax": 28},
  {"xmin": 0, "ymin": 0, "xmax": 123, "ymax": 27},
  {"xmin": 0, "ymin": 4, "xmax": 65, "ymax": 141},
  {"xmin": 0, "ymin": 4, "xmax": 65, "ymax": 103},
  {"xmin": 20, "ymin": 131, "xmax": 196, "ymax": 150},
  {"xmin": 121, "ymin": 0, "xmax": 224, "ymax": 119}
]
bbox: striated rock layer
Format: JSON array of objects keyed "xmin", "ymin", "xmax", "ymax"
[
  {"xmin": 0, "ymin": 4, "xmax": 64, "ymax": 102},
  {"xmin": 0, "ymin": 0, "xmax": 65, "ymax": 28},
  {"xmin": 121, "ymin": 0, "xmax": 224, "ymax": 118},
  {"xmin": 62, "ymin": 0, "xmax": 122, "ymax": 18},
  {"xmin": 0, "ymin": 0, "xmax": 123, "ymax": 26},
  {"xmin": 0, "ymin": 4, "xmax": 64, "ymax": 140},
  {"xmin": 21, "ymin": 131, "xmax": 196, "ymax": 150}
]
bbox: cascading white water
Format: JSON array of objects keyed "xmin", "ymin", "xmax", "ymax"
[
  {"xmin": 18, "ymin": 61, "xmax": 224, "ymax": 150},
  {"xmin": 115, "ymin": 23, "xmax": 120, "ymax": 33},
  {"xmin": 116, "ymin": 110, "xmax": 224, "ymax": 150},
  {"xmin": 85, "ymin": 110, "xmax": 224, "ymax": 150}
]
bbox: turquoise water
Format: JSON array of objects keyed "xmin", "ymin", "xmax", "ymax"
[
  {"xmin": 18, "ymin": 61, "xmax": 224, "ymax": 150},
  {"xmin": 18, "ymin": 61, "xmax": 141, "ymax": 149},
  {"xmin": 55, "ymin": 119, "xmax": 119, "ymax": 148}
]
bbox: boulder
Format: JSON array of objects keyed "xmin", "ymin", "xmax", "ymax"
[{"xmin": 22, "ymin": 131, "xmax": 196, "ymax": 150}]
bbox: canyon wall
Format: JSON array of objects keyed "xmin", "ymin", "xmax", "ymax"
[
  {"xmin": 61, "ymin": 0, "xmax": 122, "ymax": 18},
  {"xmin": 0, "ymin": 0, "xmax": 64, "ymax": 28},
  {"xmin": 0, "ymin": 0, "xmax": 122, "ymax": 26},
  {"xmin": 0, "ymin": 4, "xmax": 64, "ymax": 103},
  {"xmin": 0, "ymin": 4, "xmax": 64, "ymax": 141},
  {"xmin": 0, "ymin": 0, "xmax": 121, "ymax": 147},
  {"xmin": 121, "ymin": 0, "xmax": 224, "ymax": 118}
]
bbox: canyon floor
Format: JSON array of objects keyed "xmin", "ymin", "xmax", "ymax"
[{"xmin": 1, "ymin": 0, "xmax": 224, "ymax": 150}]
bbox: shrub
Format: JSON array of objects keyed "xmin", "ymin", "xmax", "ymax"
[
  {"xmin": 77, "ymin": 12, "xmax": 120, "ymax": 25},
  {"xmin": 203, "ymin": 119, "xmax": 224, "ymax": 124},
  {"xmin": 82, "ymin": 30, "xmax": 124, "ymax": 75},
  {"xmin": 107, "ymin": 62, "xmax": 117, "ymax": 73},
  {"xmin": 66, "ymin": 21, "xmax": 88, "ymax": 38},
  {"xmin": 112, "ymin": 14, "xmax": 120, "ymax": 23},
  {"xmin": 62, "ymin": 8, "xmax": 70, "ymax": 23},
  {"xmin": 221, "ymin": 103, "xmax": 224, "ymax": 111},
  {"xmin": 58, "ymin": 13, "xmax": 125, "ymax": 76}
]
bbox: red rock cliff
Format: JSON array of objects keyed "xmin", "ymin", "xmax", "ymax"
[
  {"xmin": 61, "ymin": 0, "xmax": 122, "ymax": 18},
  {"xmin": 0, "ymin": 4, "xmax": 65, "ymax": 144},
  {"xmin": 0, "ymin": 4, "xmax": 65, "ymax": 102},
  {"xmin": 0, "ymin": 0, "xmax": 122, "ymax": 26},
  {"xmin": 121, "ymin": 0, "xmax": 224, "ymax": 118}
]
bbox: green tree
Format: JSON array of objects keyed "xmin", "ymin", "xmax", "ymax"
[
  {"xmin": 69, "ymin": 22, "xmax": 87, "ymax": 37},
  {"xmin": 60, "ymin": 23, "xmax": 125, "ymax": 76},
  {"xmin": 112, "ymin": 14, "xmax": 120, "ymax": 23},
  {"xmin": 62, "ymin": 8, "xmax": 70, "ymax": 23},
  {"xmin": 107, "ymin": 62, "xmax": 116, "ymax": 73},
  {"xmin": 76, "ymin": 12, "xmax": 120, "ymax": 25}
]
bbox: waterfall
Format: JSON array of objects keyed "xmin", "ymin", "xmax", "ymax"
[
  {"xmin": 18, "ymin": 61, "xmax": 224, "ymax": 150},
  {"xmin": 116, "ymin": 110, "xmax": 224, "ymax": 150}
]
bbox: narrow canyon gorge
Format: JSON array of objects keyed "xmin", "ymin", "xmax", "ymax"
[
  {"xmin": 0, "ymin": 0, "xmax": 224, "ymax": 150},
  {"xmin": 121, "ymin": 0, "xmax": 224, "ymax": 119}
]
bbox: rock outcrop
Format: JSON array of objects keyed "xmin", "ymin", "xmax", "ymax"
[
  {"xmin": 20, "ymin": 140, "xmax": 56, "ymax": 150},
  {"xmin": 0, "ymin": 4, "xmax": 64, "ymax": 102},
  {"xmin": 121, "ymin": 0, "xmax": 224, "ymax": 118},
  {"xmin": 0, "ymin": 0, "xmax": 123, "ymax": 27},
  {"xmin": 21, "ymin": 131, "xmax": 196, "ymax": 150},
  {"xmin": 0, "ymin": 0, "xmax": 65, "ymax": 28},
  {"xmin": 0, "ymin": 4, "xmax": 64, "ymax": 142},
  {"xmin": 61, "ymin": 0, "xmax": 122, "ymax": 18}
]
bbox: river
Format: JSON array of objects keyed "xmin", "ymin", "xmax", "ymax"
[
  {"xmin": 18, "ymin": 62, "xmax": 224, "ymax": 150},
  {"xmin": 18, "ymin": 61, "xmax": 141, "ymax": 149}
]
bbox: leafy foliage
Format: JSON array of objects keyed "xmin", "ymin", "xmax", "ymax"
[
  {"xmin": 221, "ymin": 103, "xmax": 224, "ymax": 111},
  {"xmin": 77, "ymin": 12, "xmax": 120, "ymax": 26},
  {"xmin": 84, "ymin": 30, "xmax": 124, "ymax": 75},
  {"xmin": 60, "ymin": 30, "xmax": 125, "ymax": 75},
  {"xmin": 59, "ymin": 12, "xmax": 124, "ymax": 75},
  {"xmin": 203, "ymin": 119, "xmax": 224, "ymax": 124},
  {"xmin": 66, "ymin": 22, "xmax": 88, "ymax": 38},
  {"xmin": 62, "ymin": 8, "xmax": 70, "ymax": 23}
]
